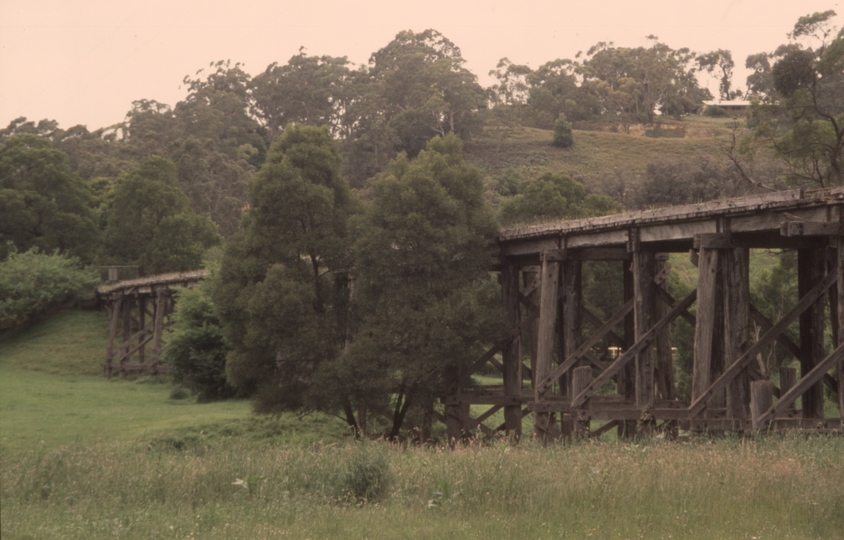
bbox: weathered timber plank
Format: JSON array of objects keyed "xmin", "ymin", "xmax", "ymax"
[
  {"xmin": 640, "ymin": 221, "xmax": 716, "ymax": 244},
  {"xmin": 781, "ymin": 220, "xmax": 840, "ymax": 236},
  {"xmin": 534, "ymin": 254, "xmax": 560, "ymax": 439},
  {"xmin": 779, "ymin": 367, "xmax": 798, "ymax": 415},
  {"xmin": 465, "ymin": 405, "xmax": 503, "ymax": 431},
  {"xmin": 839, "ymin": 234, "xmax": 844, "ymax": 418},
  {"xmin": 568, "ymin": 248, "xmax": 632, "ymax": 261},
  {"xmin": 114, "ymin": 333, "xmax": 155, "ymax": 364},
  {"xmin": 750, "ymin": 381, "xmax": 774, "ymax": 430},
  {"xmin": 537, "ymin": 247, "xmax": 670, "ymax": 391},
  {"xmin": 500, "ymin": 188, "xmax": 844, "ymax": 243},
  {"xmin": 115, "ymin": 319, "xmax": 155, "ymax": 358},
  {"xmin": 459, "ymin": 308, "xmax": 539, "ymax": 387},
  {"xmin": 562, "ymin": 259, "xmax": 583, "ymax": 384},
  {"xmin": 749, "ymin": 304, "xmax": 801, "ymax": 358},
  {"xmin": 501, "ymin": 263, "xmax": 522, "ymax": 438},
  {"xmin": 523, "ymin": 269, "xmax": 540, "ymax": 387},
  {"xmin": 634, "ymin": 250, "xmax": 656, "ymax": 409},
  {"xmin": 104, "ymin": 296, "xmax": 123, "ymax": 378},
  {"xmin": 96, "ymin": 270, "xmax": 208, "ymax": 296},
  {"xmin": 655, "ymin": 257, "xmax": 675, "ymax": 400},
  {"xmin": 590, "ymin": 420, "xmax": 620, "ymax": 438},
  {"xmin": 656, "ymin": 286, "xmax": 696, "ymax": 326},
  {"xmin": 756, "ymin": 343, "xmax": 844, "ymax": 425},
  {"xmin": 137, "ymin": 297, "xmax": 146, "ymax": 364},
  {"xmin": 572, "ymin": 366, "xmax": 593, "ymax": 438},
  {"xmin": 619, "ymin": 260, "xmax": 636, "ymax": 438},
  {"xmin": 443, "ymin": 395, "xmax": 528, "ymax": 406},
  {"xmin": 798, "ymin": 248, "xmax": 826, "ymax": 419},
  {"xmin": 724, "ymin": 248, "xmax": 750, "ymax": 419},
  {"xmin": 152, "ymin": 292, "xmax": 167, "ymax": 361},
  {"xmin": 566, "ymin": 230, "xmax": 628, "ymax": 249},
  {"xmin": 730, "ymin": 207, "xmax": 830, "ymax": 234},
  {"xmin": 692, "ymin": 248, "xmax": 719, "ymax": 401},
  {"xmin": 694, "ymin": 233, "xmax": 732, "ymax": 249},
  {"xmin": 688, "ymin": 270, "xmax": 837, "ymax": 416},
  {"xmin": 583, "ymin": 308, "xmax": 625, "ymax": 348},
  {"xmin": 572, "ymin": 289, "xmax": 698, "ymax": 408},
  {"xmin": 536, "ymin": 299, "xmax": 633, "ymax": 394},
  {"xmin": 500, "ymin": 238, "xmax": 561, "ymax": 257}
]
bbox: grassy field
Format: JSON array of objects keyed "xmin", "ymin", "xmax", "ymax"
[{"xmin": 2, "ymin": 310, "xmax": 843, "ymax": 539}]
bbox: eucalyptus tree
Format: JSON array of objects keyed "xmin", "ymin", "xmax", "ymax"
[
  {"xmin": 0, "ymin": 134, "xmax": 100, "ymax": 261},
  {"xmin": 739, "ymin": 10, "xmax": 844, "ymax": 187},
  {"xmin": 339, "ymin": 134, "xmax": 503, "ymax": 438},
  {"xmin": 102, "ymin": 155, "xmax": 220, "ymax": 273},
  {"xmin": 250, "ymin": 52, "xmax": 353, "ymax": 140},
  {"xmin": 342, "ymin": 29, "xmax": 486, "ymax": 185},
  {"xmin": 214, "ymin": 125, "xmax": 359, "ymax": 418}
]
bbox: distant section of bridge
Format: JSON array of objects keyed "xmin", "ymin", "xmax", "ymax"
[
  {"xmin": 96, "ymin": 270, "xmax": 207, "ymax": 378},
  {"xmin": 444, "ymin": 187, "xmax": 844, "ymax": 440}
]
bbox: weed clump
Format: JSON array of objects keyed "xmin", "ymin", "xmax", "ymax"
[{"xmin": 331, "ymin": 443, "xmax": 392, "ymax": 504}]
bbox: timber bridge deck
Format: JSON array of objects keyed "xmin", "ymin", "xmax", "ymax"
[
  {"xmin": 96, "ymin": 270, "xmax": 207, "ymax": 378},
  {"xmin": 444, "ymin": 187, "xmax": 844, "ymax": 439}
]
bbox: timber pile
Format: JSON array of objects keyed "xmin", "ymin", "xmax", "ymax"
[{"xmin": 444, "ymin": 187, "xmax": 844, "ymax": 441}]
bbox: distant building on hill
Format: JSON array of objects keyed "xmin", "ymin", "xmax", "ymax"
[{"xmin": 701, "ymin": 99, "xmax": 752, "ymax": 116}]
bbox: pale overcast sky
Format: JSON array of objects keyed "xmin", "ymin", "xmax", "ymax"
[{"xmin": 0, "ymin": 0, "xmax": 840, "ymax": 131}]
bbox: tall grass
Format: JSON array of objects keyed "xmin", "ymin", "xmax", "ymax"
[{"xmin": 3, "ymin": 436, "xmax": 842, "ymax": 539}]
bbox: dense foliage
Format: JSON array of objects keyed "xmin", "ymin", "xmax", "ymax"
[
  {"xmin": 102, "ymin": 156, "xmax": 221, "ymax": 273},
  {"xmin": 734, "ymin": 10, "xmax": 844, "ymax": 188},
  {"xmin": 0, "ymin": 134, "xmax": 100, "ymax": 261},
  {"xmin": 342, "ymin": 134, "xmax": 504, "ymax": 436},
  {"xmin": 214, "ymin": 125, "xmax": 356, "ymax": 414},
  {"xmin": 165, "ymin": 273, "xmax": 234, "ymax": 401},
  {"xmin": 500, "ymin": 172, "xmax": 616, "ymax": 226},
  {"xmin": 0, "ymin": 248, "xmax": 99, "ymax": 331}
]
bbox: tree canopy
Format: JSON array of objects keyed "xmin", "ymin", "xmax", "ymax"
[
  {"xmin": 103, "ymin": 156, "xmax": 220, "ymax": 273},
  {"xmin": 342, "ymin": 134, "xmax": 503, "ymax": 436},
  {"xmin": 738, "ymin": 10, "xmax": 844, "ymax": 187},
  {"xmin": 0, "ymin": 134, "xmax": 100, "ymax": 261},
  {"xmin": 214, "ymin": 124, "xmax": 356, "ymax": 415}
]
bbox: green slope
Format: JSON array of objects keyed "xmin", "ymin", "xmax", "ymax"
[
  {"xmin": 465, "ymin": 119, "xmax": 734, "ymax": 181},
  {"xmin": 0, "ymin": 310, "xmax": 348, "ymax": 450}
]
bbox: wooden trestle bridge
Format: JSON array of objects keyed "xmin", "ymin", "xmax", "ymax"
[
  {"xmin": 444, "ymin": 187, "xmax": 844, "ymax": 440},
  {"xmin": 96, "ymin": 271, "xmax": 207, "ymax": 378}
]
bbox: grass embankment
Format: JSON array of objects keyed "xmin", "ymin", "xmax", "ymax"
[
  {"xmin": 0, "ymin": 310, "xmax": 347, "ymax": 450},
  {"xmin": 2, "ymin": 310, "xmax": 843, "ymax": 539},
  {"xmin": 465, "ymin": 120, "xmax": 732, "ymax": 181}
]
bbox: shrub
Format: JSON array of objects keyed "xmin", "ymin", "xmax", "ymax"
[
  {"xmin": 164, "ymin": 278, "xmax": 235, "ymax": 401},
  {"xmin": 552, "ymin": 113, "xmax": 574, "ymax": 148},
  {"xmin": 704, "ymin": 105, "xmax": 729, "ymax": 117},
  {"xmin": 0, "ymin": 247, "xmax": 100, "ymax": 331},
  {"xmin": 331, "ymin": 443, "xmax": 392, "ymax": 503}
]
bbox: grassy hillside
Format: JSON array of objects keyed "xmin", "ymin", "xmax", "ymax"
[
  {"xmin": 0, "ymin": 310, "xmax": 349, "ymax": 450},
  {"xmin": 465, "ymin": 118, "xmax": 734, "ymax": 182}
]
